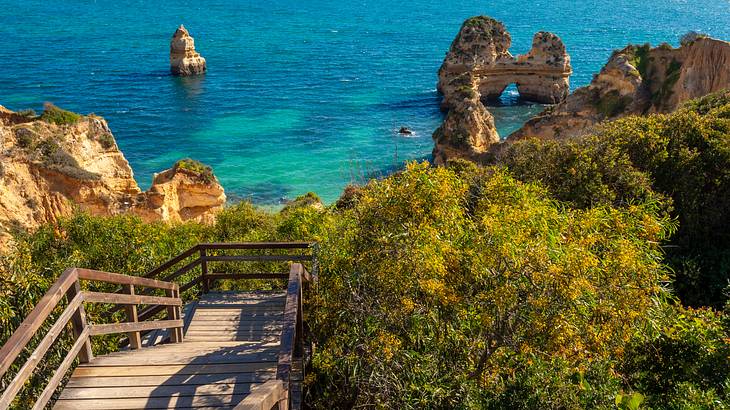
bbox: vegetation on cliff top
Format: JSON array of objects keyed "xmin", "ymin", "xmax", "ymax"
[
  {"xmin": 1, "ymin": 91, "xmax": 730, "ymax": 408},
  {"xmin": 39, "ymin": 102, "xmax": 81, "ymax": 125}
]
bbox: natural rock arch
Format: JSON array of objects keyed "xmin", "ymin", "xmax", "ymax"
[{"xmin": 438, "ymin": 17, "xmax": 572, "ymax": 107}]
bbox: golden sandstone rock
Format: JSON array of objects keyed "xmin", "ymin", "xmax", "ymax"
[
  {"xmin": 170, "ymin": 25, "xmax": 207, "ymax": 76},
  {"xmin": 507, "ymin": 37, "xmax": 730, "ymax": 141},
  {"xmin": 0, "ymin": 106, "xmax": 224, "ymax": 248},
  {"xmin": 433, "ymin": 16, "xmax": 571, "ymax": 163}
]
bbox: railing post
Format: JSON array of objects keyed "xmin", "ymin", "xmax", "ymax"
[
  {"xmin": 166, "ymin": 286, "xmax": 183, "ymax": 343},
  {"xmin": 65, "ymin": 280, "xmax": 93, "ymax": 363},
  {"xmin": 122, "ymin": 284, "xmax": 142, "ymax": 349},
  {"xmin": 295, "ymin": 271, "xmax": 304, "ymax": 358},
  {"xmin": 200, "ymin": 247, "xmax": 209, "ymax": 294}
]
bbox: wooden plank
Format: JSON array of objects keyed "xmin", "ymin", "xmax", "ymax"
[
  {"xmin": 185, "ymin": 336, "xmax": 280, "ymax": 342},
  {"xmin": 54, "ymin": 394, "xmax": 248, "ymax": 410},
  {"xmin": 0, "ymin": 267, "xmax": 78, "ymax": 379},
  {"xmin": 205, "ymin": 255, "xmax": 311, "ymax": 262},
  {"xmin": 208, "ymin": 273, "xmax": 289, "ymax": 281},
  {"xmin": 76, "ymin": 268, "xmax": 178, "ymax": 290},
  {"xmin": 73, "ymin": 362, "xmax": 276, "ymax": 378},
  {"xmin": 122, "ymin": 284, "xmax": 142, "ymax": 349},
  {"xmin": 34, "ymin": 326, "xmax": 91, "ymax": 410},
  {"xmin": 187, "ymin": 324, "xmax": 283, "ymax": 331},
  {"xmin": 65, "ymin": 372, "xmax": 275, "ymax": 388},
  {"xmin": 85, "ymin": 350, "xmax": 278, "ymax": 366},
  {"xmin": 82, "ymin": 291, "xmax": 181, "ymax": 306},
  {"xmin": 72, "ymin": 362, "xmax": 276, "ymax": 377},
  {"xmin": 194, "ymin": 305, "xmax": 285, "ymax": 312},
  {"xmin": 144, "ymin": 245, "xmax": 200, "ymax": 279},
  {"xmin": 277, "ymin": 263, "xmax": 303, "ymax": 383},
  {"xmin": 59, "ymin": 382, "xmax": 261, "ymax": 399},
  {"xmin": 0, "ymin": 292, "xmax": 84, "ymax": 408},
  {"xmin": 191, "ymin": 313, "xmax": 284, "ymax": 320},
  {"xmin": 163, "ymin": 257, "xmax": 203, "ymax": 282},
  {"xmin": 198, "ymin": 242, "xmax": 313, "ymax": 250},
  {"xmin": 234, "ymin": 379, "xmax": 286, "ymax": 410},
  {"xmin": 90, "ymin": 319, "xmax": 183, "ymax": 336},
  {"xmin": 97, "ymin": 343, "xmax": 280, "ymax": 359}
]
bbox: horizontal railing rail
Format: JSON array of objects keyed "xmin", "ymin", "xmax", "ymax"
[
  {"xmin": 1, "ymin": 242, "xmax": 317, "ymax": 410},
  {"xmin": 0, "ymin": 268, "xmax": 182, "ymax": 410}
]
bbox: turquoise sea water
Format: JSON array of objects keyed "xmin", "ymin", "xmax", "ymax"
[{"xmin": 1, "ymin": 1, "xmax": 728, "ymax": 204}]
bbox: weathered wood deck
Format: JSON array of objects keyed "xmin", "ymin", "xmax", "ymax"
[
  {"xmin": 54, "ymin": 292, "xmax": 286, "ymax": 409},
  {"xmin": 0, "ymin": 242, "xmax": 315, "ymax": 410}
]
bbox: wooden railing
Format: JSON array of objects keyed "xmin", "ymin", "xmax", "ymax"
[
  {"xmin": 0, "ymin": 268, "xmax": 182, "ymax": 410},
  {"xmin": 0, "ymin": 242, "xmax": 317, "ymax": 410},
  {"xmin": 235, "ymin": 262, "xmax": 312, "ymax": 410}
]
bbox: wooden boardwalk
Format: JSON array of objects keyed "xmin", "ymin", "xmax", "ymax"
[
  {"xmin": 0, "ymin": 243, "xmax": 314, "ymax": 410},
  {"xmin": 55, "ymin": 292, "xmax": 286, "ymax": 409}
]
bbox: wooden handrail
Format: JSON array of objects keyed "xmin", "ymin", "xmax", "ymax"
[
  {"xmin": 0, "ymin": 268, "xmax": 182, "ymax": 410},
  {"xmin": 234, "ymin": 379, "xmax": 287, "ymax": 410}
]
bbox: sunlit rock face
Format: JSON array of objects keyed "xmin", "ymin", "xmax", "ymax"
[
  {"xmin": 433, "ymin": 16, "xmax": 571, "ymax": 164},
  {"xmin": 170, "ymin": 25, "xmax": 207, "ymax": 76},
  {"xmin": 508, "ymin": 37, "xmax": 730, "ymax": 141}
]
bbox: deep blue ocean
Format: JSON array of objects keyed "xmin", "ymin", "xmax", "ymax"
[{"xmin": 1, "ymin": 1, "xmax": 728, "ymax": 204}]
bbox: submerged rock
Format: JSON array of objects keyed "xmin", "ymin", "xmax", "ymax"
[
  {"xmin": 508, "ymin": 36, "xmax": 730, "ymax": 141},
  {"xmin": 0, "ymin": 105, "xmax": 224, "ymax": 248},
  {"xmin": 170, "ymin": 25, "xmax": 207, "ymax": 76}
]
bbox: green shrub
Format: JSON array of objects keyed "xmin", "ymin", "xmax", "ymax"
[
  {"xmin": 173, "ymin": 158, "xmax": 215, "ymax": 184},
  {"xmin": 40, "ymin": 102, "xmax": 81, "ymax": 125},
  {"xmin": 306, "ymin": 162, "xmax": 673, "ymax": 408}
]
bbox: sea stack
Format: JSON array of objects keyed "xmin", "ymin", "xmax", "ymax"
[
  {"xmin": 433, "ymin": 16, "xmax": 571, "ymax": 164},
  {"xmin": 170, "ymin": 25, "xmax": 207, "ymax": 76}
]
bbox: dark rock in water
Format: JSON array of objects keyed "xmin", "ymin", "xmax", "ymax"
[{"xmin": 398, "ymin": 126, "xmax": 413, "ymax": 135}]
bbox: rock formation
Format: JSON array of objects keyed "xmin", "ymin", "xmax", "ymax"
[
  {"xmin": 0, "ymin": 105, "xmax": 225, "ymax": 248},
  {"xmin": 432, "ymin": 73, "xmax": 499, "ymax": 164},
  {"xmin": 433, "ymin": 16, "xmax": 571, "ymax": 164},
  {"xmin": 170, "ymin": 25, "xmax": 207, "ymax": 76},
  {"xmin": 508, "ymin": 37, "xmax": 730, "ymax": 141},
  {"xmin": 438, "ymin": 17, "xmax": 572, "ymax": 108}
]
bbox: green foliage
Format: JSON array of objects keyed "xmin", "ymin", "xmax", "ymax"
[
  {"xmin": 620, "ymin": 305, "xmax": 730, "ymax": 409},
  {"xmin": 501, "ymin": 90, "xmax": 730, "ymax": 308},
  {"xmin": 628, "ymin": 44, "xmax": 652, "ymax": 79},
  {"xmin": 680, "ymin": 31, "xmax": 709, "ymax": 47},
  {"xmin": 174, "ymin": 158, "xmax": 215, "ymax": 184},
  {"xmin": 40, "ymin": 102, "xmax": 81, "ymax": 125},
  {"xmin": 97, "ymin": 132, "xmax": 115, "ymax": 149},
  {"xmin": 596, "ymin": 90, "xmax": 633, "ymax": 118},
  {"xmin": 306, "ymin": 162, "xmax": 673, "ymax": 409}
]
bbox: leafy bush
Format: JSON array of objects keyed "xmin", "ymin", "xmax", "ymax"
[
  {"xmin": 680, "ymin": 31, "xmax": 709, "ymax": 47},
  {"xmin": 500, "ymin": 90, "xmax": 730, "ymax": 307},
  {"xmin": 306, "ymin": 162, "xmax": 673, "ymax": 408},
  {"xmin": 40, "ymin": 102, "xmax": 81, "ymax": 125},
  {"xmin": 173, "ymin": 158, "xmax": 215, "ymax": 184}
]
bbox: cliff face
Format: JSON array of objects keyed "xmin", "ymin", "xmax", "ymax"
[
  {"xmin": 438, "ymin": 16, "xmax": 572, "ymax": 107},
  {"xmin": 509, "ymin": 37, "xmax": 730, "ymax": 141},
  {"xmin": 432, "ymin": 74, "xmax": 499, "ymax": 164},
  {"xmin": 434, "ymin": 16, "xmax": 571, "ymax": 164},
  {"xmin": 170, "ymin": 25, "xmax": 207, "ymax": 76},
  {"xmin": 0, "ymin": 105, "xmax": 224, "ymax": 247}
]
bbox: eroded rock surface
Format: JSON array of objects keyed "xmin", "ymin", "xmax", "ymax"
[
  {"xmin": 0, "ymin": 105, "xmax": 224, "ymax": 248},
  {"xmin": 508, "ymin": 37, "xmax": 730, "ymax": 141},
  {"xmin": 170, "ymin": 25, "xmax": 207, "ymax": 76},
  {"xmin": 433, "ymin": 16, "xmax": 571, "ymax": 164}
]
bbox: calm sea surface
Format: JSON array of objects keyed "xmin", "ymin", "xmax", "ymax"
[{"xmin": 1, "ymin": 0, "xmax": 728, "ymax": 203}]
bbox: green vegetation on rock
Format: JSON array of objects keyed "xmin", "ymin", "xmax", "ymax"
[
  {"xmin": 173, "ymin": 158, "xmax": 215, "ymax": 184},
  {"xmin": 40, "ymin": 102, "xmax": 81, "ymax": 125}
]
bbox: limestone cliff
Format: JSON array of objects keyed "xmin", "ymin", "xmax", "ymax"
[
  {"xmin": 170, "ymin": 25, "xmax": 207, "ymax": 76},
  {"xmin": 434, "ymin": 16, "xmax": 571, "ymax": 164},
  {"xmin": 0, "ymin": 104, "xmax": 225, "ymax": 247},
  {"xmin": 432, "ymin": 73, "xmax": 499, "ymax": 165},
  {"xmin": 509, "ymin": 37, "xmax": 730, "ymax": 141},
  {"xmin": 438, "ymin": 16, "xmax": 571, "ymax": 108}
]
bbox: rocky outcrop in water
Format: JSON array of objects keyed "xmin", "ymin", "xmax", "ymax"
[
  {"xmin": 433, "ymin": 16, "xmax": 571, "ymax": 164},
  {"xmin": 0, "ymin": 104, "xmax": 224, "ymax": 248},
  {"xmin": 432, "ymin": 73, "xmax": 499, "ymax": 164},
  {"xmin": 438, "ymin": 16, "xmax": 572, "ymax": 108},
  {"xmin": 508, "ymin": 37, "xmax": 730, "ymax": 141},
  {"xmin": 170, "ymin": 25, "xmax": 207, "ymax": 76}
]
